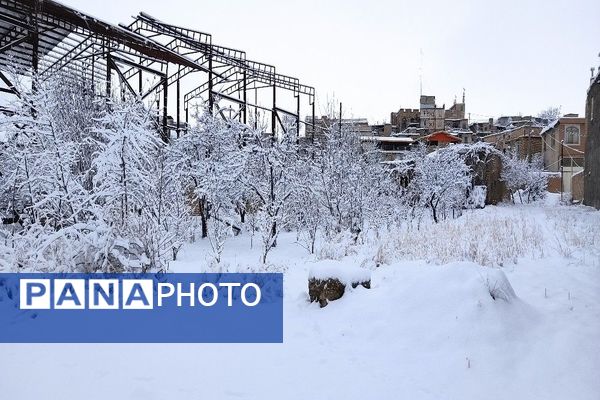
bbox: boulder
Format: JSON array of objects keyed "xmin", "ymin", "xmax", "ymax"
[{"xmin": 308, "ymin": 261, "xmax": 371, "ymax": 308}]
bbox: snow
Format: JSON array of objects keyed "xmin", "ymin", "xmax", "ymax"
[
  {"xmin": 308, "ymin": 259, "xmax": 371, "ymax": 284},
  {"xmin": 1, "ymin": 202, "xmax": 599, "ymax": 400},
  {"xmin": 360, "ymin": 135, "xmax": 414, "ymax": 143}
]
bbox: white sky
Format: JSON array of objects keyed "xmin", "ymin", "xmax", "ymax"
[{"xmin": 60, "ymin": 0, "xmax": 600, "ymax": 123}]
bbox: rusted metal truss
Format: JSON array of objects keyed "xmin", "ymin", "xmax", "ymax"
[{"xmin": 0, "ymin": 0, "xmax": 316, "ymax": 140}]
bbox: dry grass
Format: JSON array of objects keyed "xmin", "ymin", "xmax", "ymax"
[{"xmin": 367, "ymin": 211, "xmax": 545, "ymax": 268}]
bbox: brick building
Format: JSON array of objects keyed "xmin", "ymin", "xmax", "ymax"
[
  {"xmin": 541, "ymin": 114, "xmax": 587, "ymax": 198},
  {"xmin": 482, "ymin": 125, "xmax": 543, "ymax": 159},
  {"xmin": 540, "ymin": 115, "xmax": 587, "ymax": 172},
  {"xmin": 391, "ymin": 93, "xmax": 468, "ymax": 134},
  {"xmin": 584, "ymin": 68, "xmax": 600, "ymax": 209},
  {"xmin": 390, "ymin": 108, "xmax": 420, "ymax": 131},
  {"xmin": 445, "ymin": 101, "xmax": 468, "ymax": 130}
]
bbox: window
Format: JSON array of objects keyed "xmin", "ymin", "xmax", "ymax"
[
  {"xmin": 562, "ymin": 157, "xmax": 585, "ymax": 167},
  {"xmin": 564, "ymin": 125, "xmax": 580, "ymax": 145}
]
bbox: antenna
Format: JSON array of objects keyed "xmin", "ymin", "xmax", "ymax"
[{"xmin": 419, "ymin": 48, "xmax": 423, "ymax": 96}]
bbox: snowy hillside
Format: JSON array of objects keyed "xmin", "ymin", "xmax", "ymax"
[{"xmin": 1, "ymin": 200, "xmax": 598, "ymax": 400}]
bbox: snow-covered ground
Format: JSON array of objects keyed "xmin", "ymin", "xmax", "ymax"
[{"xmin": 1, "ymin": 199, "xmax": 599, "ymax": 400}]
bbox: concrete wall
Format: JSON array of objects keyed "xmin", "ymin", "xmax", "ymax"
[{"xmin": 572, "ymin": 171, "xmax": 584, "ymax": 202}]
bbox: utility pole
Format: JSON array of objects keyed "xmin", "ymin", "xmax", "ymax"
[
  {"xmin": 339, "ymin": 102, "xmax": 343, "ymax": 134},
  {"xmin": 527, "ymin": 129, "xmax": 532, "ymax": 163},
  {"xmin": 560, "ymin": 140, "xmax": 564, "ymax": 202},
  {"xmin": 311, "ymin": 101, "xmax": 315, "ymax": 144}
]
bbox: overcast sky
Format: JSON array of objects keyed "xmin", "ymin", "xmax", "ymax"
[{"xmin": 61, "ymin": 0, "xmax": 600, "ymax": 123}]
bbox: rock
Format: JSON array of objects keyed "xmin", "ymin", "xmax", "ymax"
[
  {"xmin": 308, "ymin": 278, "xmax": 346, "ymax": 308},
  {"xmin": 308, "ymin": 260, "xmax": 371, "ymax": 307}
]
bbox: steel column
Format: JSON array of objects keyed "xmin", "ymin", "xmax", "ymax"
[{"xmin": 176, "ymin": 71, "xmax": 181, "ymax": 137}]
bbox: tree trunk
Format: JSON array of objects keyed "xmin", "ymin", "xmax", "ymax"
[
  {"xmin": 271, "ymin": 221, "xmax": 277, "ymax": 248},
  {"xmin": 430, "ymin": 197, "xmax": 439, "ymax": 224},
  {"xmin": 199, "ymin": 199, "xmax": 208, "ymax": 238}
]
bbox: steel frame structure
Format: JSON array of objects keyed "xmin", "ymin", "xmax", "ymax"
[
  {"xmin": 0, "ymin": 0, "xmax": 316, "ymax": 140},
  {"xmin": 125, "ymin": 12, "xmax": 315, "ymax": 137}
]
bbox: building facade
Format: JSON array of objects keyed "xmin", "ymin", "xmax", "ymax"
[
  {"xmin": 540, "ymin": 115, "xmax": 587, "ymax": 173},
  {"xmin": 390, "ymin": 108, "xmax": 420, "ymax": 131},
  {"xmin": 391, "ymin": 93, "xmax": 468, "ymax": 135},
  {"xmin": 360, "ymin": 136, "xmax": 414, "ymax": 161},
  {"xmin": 419, "ymin": 95, "xmax": 445, "ymax": 132},
  {"xmin": 470, "ymin": 118, "xmax": 498, "ymax": 137},
  {"xmin": 584, "ymin": 70, "xmax": 600, "ymax": 209},
  {"xmin": 541, "ymin": 115, "xmax": 587, "ymax": 198},
  {"xmin": 445, "ymin": 102, "xmax": 468, "ymax": 130},
  {"xmin": 304, "ymin": 116, "xmax": 371, "ymax": 143}
]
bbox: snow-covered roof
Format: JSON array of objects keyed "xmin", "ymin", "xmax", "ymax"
[
  {"xmin": 360, "ymin": 136, "xmax": 414, "ymax": 143},
  {"xmin": 482, "ymin": 123, "xmax": 542, "ymax": 139},
  {"xmin": 540, "ymin": 119, "xmax": 560, "ymax": 136}
]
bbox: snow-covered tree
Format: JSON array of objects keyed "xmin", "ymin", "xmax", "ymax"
[
  {"xmin": 241, "ymin": 130, "xmax": 298, "ymax": 263},
  {"xmin": 170, "ymin": 110, "xmax": 247, "ymax": 264},
  {"xmin": 313, "ymin": 121, "xmax": 382, "ymax": 240},
  {"xmin": 290, "ymin": 155, "xmax": 323, "ymax": 254},
  {"xmin": 501, "ymin": 151, "xmax": 547, "ymax": 203},
  {"xmin": 91, "ymin": 99, "xmax": 173, "ymax": 271},
  {"xmin": 0, "ymin": 76, "xmax": 109, "ymax": 271},
  {"xmin": 405, "ymin": 144, "xmax": 471, "ymax": 223},
  {"xmin": 538, "ymin": 106, "xmax": 562, "ymax": 123}
]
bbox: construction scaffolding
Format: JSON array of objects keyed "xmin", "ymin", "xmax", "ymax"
[{"xmin": 0, "ymin": 0, "xmax": 316, "ymax": 140}]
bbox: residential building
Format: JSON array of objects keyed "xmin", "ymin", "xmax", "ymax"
[
  {"xmin": 496, "ymin": 115, "xmax": 547, "ymax": 130},
  {"xmin": 584, "ymin": 68, "xmax": 600, "ymax": 209},
  {"xmin": 391, "ymin": 92, "xmax": 468, "ymax": 134},
  {"xmin": 448, "ymin": 128, "xmax": 474, "ymax": 144},
  {"xmin": 470, "ymin": 118, "xmax": 498, "ymax": 137},
  {"xmin": 360, "ymin": 135, "xmax": 414, "ymax": 161},
  {"xmin": 422, "ymin": 131, "xmax": 461, "ymax": 148},
  {"xmin": 390, "ymin": 108, "xmax": 420, "ymax": 131},
  {"xmin": 540, "ymin": 114, "xmax": 586, "ymax": 172},
  {"xmin": 540, "ymin": 114, "xmax": 587, "ymax": 198},
  {"xmin": 420, "ymin": 95, "xmax": 446, "ymax": 132},
  {"xmin": 482, "ymin": 125, "xmax": 543, "ymax": 159},
  {"xmin": 445, "ymin": 100, "xmax": 468, "ymax": 130},
  {"xmin": 304, "ymin": 116, "xmax": 371, "ymax": 143},
  {"xmin": 370, "ymin": 123, "xmax": 398, "ymax": 137}
]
